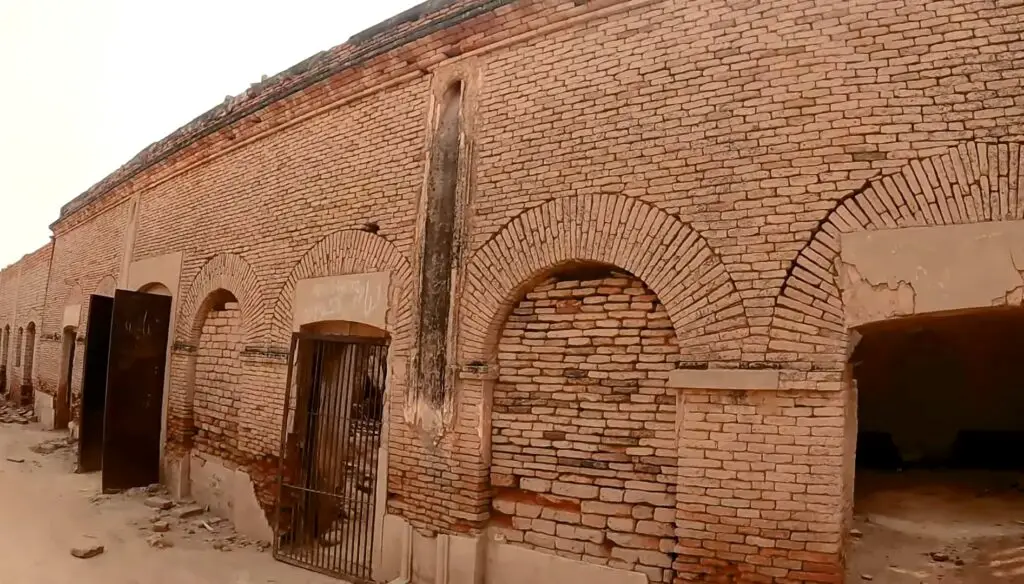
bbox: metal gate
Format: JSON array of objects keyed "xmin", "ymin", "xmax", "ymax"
[{"xmin": 274, "ymin": 333, "xmax": 387, "ymax": 582}]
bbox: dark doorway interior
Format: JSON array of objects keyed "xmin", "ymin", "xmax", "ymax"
[
  {"xmin": 100, "ymin": 290, "xmax": 172, "ymax": 492},
  {"xmin": 55, "ymin": 327, "xmax": 77, "ymax": 430},
  {"xmin": 850, "ymin": 308, "xmax": 1024, "ymax": 582},
  {"xmin": 78, "ymin": 295, "xmax": 113, "ymax": 473},
  {"xmin": 855, "ymin": 308, "xmax": 1024, "ymax": 472},
  {"xmin": 274, "ymin": 333, "xmax": 387, "ymax": 583}
]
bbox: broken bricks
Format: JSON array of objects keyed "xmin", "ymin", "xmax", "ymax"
[
  {"xmin": 70, "ymin": 541, "xmax": 104, "ymax": 559},
  {"xmin": 143, "ymin": 497, "xmax": 174, "ymax": 510},
  {"xmin": 170, "ymin": 504, "xmax": 204, "ymax": 519},
  {"xmin": 146, "ymin": 534, "xmax": 173, "ymax": 549}
]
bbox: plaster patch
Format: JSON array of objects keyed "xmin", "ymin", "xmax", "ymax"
[{"xmin": 839, "ymin": 221, "xmax": 1024, "ymax": 327}]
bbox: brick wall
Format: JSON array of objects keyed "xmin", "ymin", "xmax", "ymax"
[
  {"xmin": 193, "ymin": 302, "xmax": 243, "ymax": 460},
  {"xmin": 490, "ymin": 269, "xmax": 679, "ymax": 583},
  {"xmin": 41, "ymin": 199, "xmax": 129, "ymax": 413},
  {"xmin": 3, "ymin": 0, "xmax": 1024, "ymax": 581},
  {"xmin": 0, "ymin": 244, "xmax": 54, "ymax": 401},
  {"xmin": 676, "ymin": 389, "xmax": 847, "ymax": 583}
]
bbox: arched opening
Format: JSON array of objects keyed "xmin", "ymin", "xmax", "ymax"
[
  {"xmin": 275, "ymin": 319, "xmax": 389, "ymax": 581},
  {"xmin": 139, "ymin": 282, "xmax": 172, "ymax": 296},
  {"xmin": 0, "ymin": 325, "xmax": 9, "ymax": 395},
  {"xmin": 488, "ymin": 263, "xmax": 679, "ymax": 582},
  {"xmin": 55, "ymin": 326, "xmax": 78, "ymax": 429},
  {"xmin": 15, "ymin": 327, "xmax": 23, "ymax": 367},
  {"xmin": 190, "ymin": 289, "xmax": 242, "ymax": 460},
  {"xmin": 850, "ymin": 307, "xmax": 1024, "ymax": 578},
  {"xmin": 20, "ymin": 322, "xmax": 36, "ymax": 405}
]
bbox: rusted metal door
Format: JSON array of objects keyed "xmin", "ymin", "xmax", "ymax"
[
  {"xmin": 78, "ymin": 295, "xmax": 113, "ymax": 473},
  {"xmin": 101, "ymin": 290, "xmax": 172, "ymax": 491},
  {"xmin": 274, "ymin": 333, "xmax": 387, "ymax": 582}
]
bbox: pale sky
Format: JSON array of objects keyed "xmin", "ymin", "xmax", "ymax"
[{"xmin": 0, "ymin": 0, "xmax": 423, "ymax": 268}]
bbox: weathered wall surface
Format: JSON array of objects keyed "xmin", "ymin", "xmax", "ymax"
[
  {"xmin": 490, "ymin": 270, "xmax": 679, "ymax": 583},
  {"xmin": 193, "ymin": 303, "xmax": 243, "ymax": 459},
  {"xmin": 41, "ymin": 199, "xmax": 129, "ymax": 425},
  {"xmin": 0, "ymin": 244, "xmax": 53, "ymax": 402},
  {"xmin": 9, "ymin": 0, "xmax": 1024, "ymax": 582}
]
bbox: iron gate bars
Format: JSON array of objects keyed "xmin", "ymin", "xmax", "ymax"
[{"xmin": 274, "ymin": 333, "xmax": 387, "ymax": 582}]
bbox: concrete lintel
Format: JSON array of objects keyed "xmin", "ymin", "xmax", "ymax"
[
  {"xmin": 668, "ymin": 368, "xmax": 780, "ymax": 391},
  {"xmin": 293, "ymin": 271, "xmax": 390, "ymax": 332}
]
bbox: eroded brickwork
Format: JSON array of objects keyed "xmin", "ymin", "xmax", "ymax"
[{"xmin": 490, "ymin": 269, "xmax": 679, "ymax": 583}]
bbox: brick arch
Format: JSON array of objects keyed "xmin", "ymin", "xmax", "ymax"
[
  {"xmin": 770, "ymin": 140, "xmax": 1024, "ymax": 357},
  {"xmin": 94, "ymin": 275, "xmax": 116, "ymax": 298},
  {"xmin": 270, "ymin": 230, "xmax": 414, "ymax": 350},
  {"xmin": 460, "ymin": 194, "xmax": 747, "ymax": 363},
  {"xmin": 177, "ymin": 253, "xmax": 264, "ymax": 345}
]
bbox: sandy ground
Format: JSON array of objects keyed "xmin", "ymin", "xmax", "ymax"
[
  {"xmin": 848, "ymin": 470, "xmax": 1024, "ymax": 583},
  {"xmin": 0, "ymin": 422, "xmax": 341, "ymax": 584}
]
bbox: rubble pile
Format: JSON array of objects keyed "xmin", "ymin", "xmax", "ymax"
[
  {"xmin": 0, "ymin": 402, "xmax": 34, "ymax": 425},
  {"xmin": 125, "ymin": 485, "xmax": 270, "ymax": 553},
  {"xmin": 30, "ymin": 435, "xmax": 75, "ymax": 455}
]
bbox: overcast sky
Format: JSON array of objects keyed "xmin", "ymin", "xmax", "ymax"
[{"xmin": 0, "ymin": 0, "xmax": 422, "ymax": 268}]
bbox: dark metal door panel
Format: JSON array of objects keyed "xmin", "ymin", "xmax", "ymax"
[
  {"xmin": 101, "ymin": 290, "xmax": 172, "ymax": 491},
  {"xmin": 78, "ymin": 295, "xmax": 114, "ymax": 473}
]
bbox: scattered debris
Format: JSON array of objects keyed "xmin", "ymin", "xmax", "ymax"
[
  {"xmin": 30, "ymin": 436, "xmax": 75, "ymax": 455},
  {"xmin": 145, "ymin": 483, "xmax": 165, "ymax": 495},
  {"xmin": 6, "ymin": 456, "xmax": 24, "ymax": 463},
  {"xmin": 0, "ymin": 402, "xmax": 34, "ymax": 425},
  {"xmin": 849, "ymin": 528, "xmax": 863, "ymax": 538},
  {"xmin": 144, "ymin": 497, "xmax": 174, "ymax": 510},
  {"xmin": 151, "ymin": 521, "xmax": 170, "ymax": 533},
  {"xmin": 887, "ymin": 566, "xmax": 931, "ymax": 579},
  {"xmin": 860, "ymin": 575, "xmax": 873, "ymax": 581},
  {"xmin": 70, "ymin": 541, "xmax": 104, "ymax": 559},
  {"xmin": 146, "ymin": 534, "xmax": 173, "ymax": 549},
  {"xmin": 171, "ymin": 504, "xmax": 204, "ymax": 519},
  {"xmin": 930, "ymin": 551, "xmax": 950, "ymax": 562},
  {"xmin": 200, "ymin": 521, "xmax": 215, "ymax": 532}
]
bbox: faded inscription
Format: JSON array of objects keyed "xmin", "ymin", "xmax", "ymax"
[{"xmin": 293, "ymin": 272, "xmax": 390, "ymax": 331}]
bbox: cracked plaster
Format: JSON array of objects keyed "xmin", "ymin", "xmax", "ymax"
[{"xmin": 839, "ymin": 221, "xmax": 1024, "ymax": 328}]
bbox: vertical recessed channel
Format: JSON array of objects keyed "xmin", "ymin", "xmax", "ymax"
[{"xmin": 416, "ymin": 80, "xmax": 464, "ymax": 408}]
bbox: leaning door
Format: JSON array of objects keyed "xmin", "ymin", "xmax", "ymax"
[
  {"xmin": 78, "ymin": 295, "xmax": 114, "ymax": 473},
  {"xmin": 101, "ymin": 289, "xmax": 172, "ymax": 492}
]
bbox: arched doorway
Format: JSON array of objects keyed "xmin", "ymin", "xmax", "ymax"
[
  {"xmin": 55, "ymin": 326, "xmax": 78, "ymax": 429},
  {"xmin": 190, "ymin": 289, "xmax": 242, "ymax": 461},
  {"xmin": 21, "ymin": 322, "xmax": 36, "ymax": 405},
  {"xmin": 489, "ymin": 263, "xmax": 679, "ymax": 583},
  {"xmin": 274, "ymin": 320, "xmax": 388, "ymax": 582},
  {"xmin": 140, "ymin": 282, "xmax": 172, "ymax": 296},
  {"xmin": 0, "ymin": 325, "xmax": 9, "ymax": 395}
]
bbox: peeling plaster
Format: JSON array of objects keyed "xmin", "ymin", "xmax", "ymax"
[
  {"xmin": 840, "ymin": 261, "xmax": 917, "ymax": 327},
  {"xmin": 839, "ymin": 221, "xmax": 1024, "ymax": 327}
]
